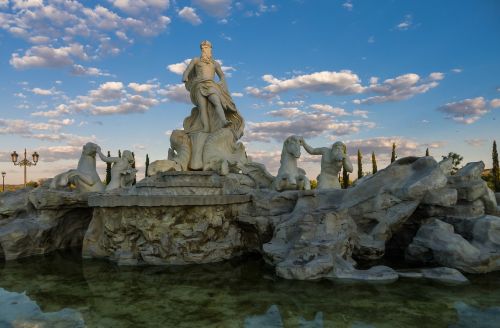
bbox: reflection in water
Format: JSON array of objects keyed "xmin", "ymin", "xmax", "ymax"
[{"xmin": 0, "ymin": 250, "xmax": 500, "ymax": 327}]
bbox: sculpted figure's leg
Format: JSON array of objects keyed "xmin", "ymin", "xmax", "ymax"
[
  {"xmin": 208, "ymin": 94, "xmax": 231, "ymax": 127},
  {"xmin": 196, "ymin": 93, "xmax": 210, "ymax": 132}
]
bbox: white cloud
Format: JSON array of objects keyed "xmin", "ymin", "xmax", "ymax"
[
  {"xmin": 71, "ymin": 64, "xmax": 111, "ymax": 77},
  {"xmin": 167, "ymin": 59, "xmax": 191, "ymax": 75},
  {"xmin": 244, "ymin": 112, "xmax": 376, "ymax": 143},
  {"xmin": 309, "ymin": 104, "xmax": 349, "ymax": 116},
  {"xmin": 354, "ymin": 73, "xmax": 442, "ymax": 105},
  {"xmin": 231, "ymin": 92, "xmax": 243, "ymax": 97},
  {"xmin": 128, "ymin": 82, "xmax": 157, "ymax": 93},
  {"xmin": 248, "ymin": 70, "xmax": 365, "ymax": 98},
  {"xmin": 31, "ymin": 87, "xmax": 56, "ymax": 96},
  {"xmin": 267, "ymin": 108, "xmax": 303, "ymax": 118},
  {"xmin": 193, "ymin": 0, "xmax": 232, "ymax": 18},
  {"xmin": 342, "ymin": 1, "xmax": 353, "ymax": 11},
  {"xmin": 0, "ymin": 0, "xmax": 9, "ymax": 9},
  {"xmin": 109, "ymin": 0, "xmax": 170, "ymax": 16},
  {"xmin": 490, "ymin": 98, "xmax": 500, "ymax": 108},
  {"xmin": 1, "ymin": 1, "xmax": 172, "ymax": 71},
  {"xmin": 437, "ymin": 97, "xmax": 489, "ymax": 124},
  {"xmin": 396, "ymin": 14, "xmax": 412, "ymax": 30},
  {"xmin": 12, "ymin": 0, "xmax": 43, "ymax": 10},
  {"xmin": 178, "ymin": 6, "xmax": 202, "ymax": 25},
  {"xmin": 368, "ymin": 36, "xmax": 375, "ymax": 43},
  {"xmin": 10, "ymin": 44, "xmax": 88, "ymax": 69},
  {"xmin": 352, "ymin": 109, "xmax": 368, "ymax": 118},
  {"xmin": 451, "ymin": 68, "xmax": 463, "ymax": 73},
  {"xmin": 32, "ymin": 104, "xmax": 70, "ymax": 118},
  {"xmin": 465, "ymin": 139, "xmax": 486, "ymax": 147}
]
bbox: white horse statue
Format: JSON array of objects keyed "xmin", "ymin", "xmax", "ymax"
[
  {"xmin": 273, "ymin": 135, "xmax": 311, "ymax": 191},
  {"xmin": 50, "ymin": 142, "xmax": 105, "ymax": 192}
]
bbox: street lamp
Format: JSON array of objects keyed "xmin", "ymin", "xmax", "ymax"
[
  {"xmin": 11, "ymin": 149, "xmax": 40, "ymax": 187},
  {"xmin": 1, "ymin": 171, "xmax": 5, "ymax": 192}
]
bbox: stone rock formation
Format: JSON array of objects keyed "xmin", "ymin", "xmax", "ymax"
[{"xmin": 0, "ymin": 186, "xmax": 92, "ymax": 261}]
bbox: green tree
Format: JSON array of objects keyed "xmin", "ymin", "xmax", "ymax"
[
  {"xmin": 372, "ymin": 152, "xmax": 378, "ymax": 174},
  {"xmin": 391, "ymin": 143, "xmax": 397, "ymax": 163},
  {"xmin": 425, "ymin": 148, "xmax": 430, "ymax": 156},
  {"xmin": 493, "ymin": 140, "xmax": 499, "ymax": 192},
  {"xmin": 105, "ymin": 150, "xmax": 111, "ymax": 185},
  {"xmin": 145, "ymin": 154, "xmax": 150, "ymax": 178},
  {"xmin": 357, "ymin": 149, "xmax": 363, "ymax": 179},
  {"xmin": 118, "ymin": 150, "xmax": 122, "ymax": 158},
  {"xmin": 131, "ymin": 152, "xmax": 136, "ymax": 185},
  {"xmin": 442, "ymin": 152, "xmax": 464, "ymax": 174}
]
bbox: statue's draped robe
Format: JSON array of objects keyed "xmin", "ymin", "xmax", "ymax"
[{"xmin": 183, "ymin": 60, "xmax": 244, "ymax": 140}]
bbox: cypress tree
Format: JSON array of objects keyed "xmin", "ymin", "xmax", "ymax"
[
  {"xmin": 493, "ymin": 140, "xmax": 499, "ymax": 192},
  {"xmin": 118, "ymin": 150, "xmax": 122, "ymax": 158},
  {"xmin": 391, "ymin": 143, "xmax": 397, "ymax": 163},
  {"xmin": 105, "ymin": 151, "xmax": 111, "ymax": 184},
  {"xmin": 425, "ymin": 148, "xmax": 430, "ymax": 156},
  {"xmin": 145, "ymin": 154, "xmax": 150, "ymax": 178},
  {"xmin": 372, "ymin": 152, "xmax": 378, "ymax": 174},
  {"xmin": 357, "ymin": 149, "xmax": 363, "ymax": 179},
  {"xmin": 342, "ymin": 167, "xmax": 349, "ymax": 189},
  {"xmin": 131, "ymin": 152, "xmax": 136, "ymax": 185}
]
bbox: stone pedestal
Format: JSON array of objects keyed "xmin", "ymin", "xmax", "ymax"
[{"xmin": 83, "ymin": 171, "xmax": 257, "ymax": 265}]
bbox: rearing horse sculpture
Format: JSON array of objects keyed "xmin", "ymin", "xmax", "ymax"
[
  {"xmin": 49, "ymin": 142, "xmax": 105, "ymax": 192},
  {"xmin": 273, "ymin": 135, "xmax": 311, "ymax": 191}
]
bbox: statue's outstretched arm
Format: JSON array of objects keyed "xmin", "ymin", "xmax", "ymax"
[
  {"xmin": 302, "ymin": 139, "xmax": 325, "ymax": 155},
  {"xmin": 182, "ymin": 59, "xmax": 196, "ymax": 82},
  {"xmin": 97, "ymin": 149, "xmax": 119, "ymax": 163}
]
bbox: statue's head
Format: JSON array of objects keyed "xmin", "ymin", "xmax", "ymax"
[
  {"xmin": 122, "ymin": 150, "xmax": 134, "ymax": 164},
  {"xmin": 284, "ymin": 135, "xmax": 302, "ymax": 158},
  {"xmin": 331, "ymin": 141, "xmax": 345, "ymax": 160},
  {"xmin": 200, "ymin": 40, "xmax": 212, "ymax": 49},
  {"xmin": 82, "ymin": 142, "xmax": 98, "ymax": 156},
  {"xmin": 200, "ymin": 40, "xmax": 212, "ymax": 62}
]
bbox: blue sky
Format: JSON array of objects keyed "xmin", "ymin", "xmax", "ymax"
[{"xmin": 1, "ymin": 0, "xmax": 499, "ymax": 184}]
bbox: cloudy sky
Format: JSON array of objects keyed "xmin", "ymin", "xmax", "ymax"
[{"xmin": 1, "ymin": 0, "xmax": 499, "ymax": 184}]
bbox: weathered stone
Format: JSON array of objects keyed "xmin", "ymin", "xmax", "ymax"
[
  {"xmin": 0, "ymin": 187, "xmax": 92, "ymax": 261},
  {"xmin": 421, "ymin": 187, "xmax": 457, "ymax": 206},
  {"xmin": 447, "ymin": 161, "xmax": 485, "ymax": 185},
  {"xmin": 406, "ymin": 219, "xmax": 485, "ymax": 272},
  {"xmin": 397, "ymin": 267, "xmax": 469, "ymax": 284},
  {"xmin": 0, "ymin": 188, "xmax": 30, "ymax": 218},
  {"xmin": 482, "ymin": 187, "xmax": 499, "ymax": 215},
  {"xmin": 83, "ymin": 204, "xmax": 254, "ymax": 265},
  {"xmin": 454, "ymin": 180, "xmax": 488, "ymax": 202},
  {"xmin": 0, "ymin": 288, "xmax": 85, "ymax": 327},
  {"xmin": 453, "ymin": 302, "xmax": 500, "ymax": 328},
  {"xmin": 420, "ymin": 267, "xmax": 469, "ymax": 284},
  {"xmin": 419, "ymin": 199, "xmax": 485, "ymax": 219}
]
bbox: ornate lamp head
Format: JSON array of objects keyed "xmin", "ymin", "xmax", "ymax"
[
  {"xmin": 11, "ymin": 151, "xmax": 18, "ymax": 163},
  {"xmin": 1, "ymin": 171, "xmax": 5, "ymax": 178},
  {"xmin": 32, "ymin": 151, "xmax": 39, "ymax": 164}
]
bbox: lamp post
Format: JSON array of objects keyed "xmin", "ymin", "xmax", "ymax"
[
  {"xmin": 11, "ymin": 149, "xmax": 40, "ymax": 188},
  {"xmin": 1, "ymin": 171, "xmax": 5, "ymax": 192}
]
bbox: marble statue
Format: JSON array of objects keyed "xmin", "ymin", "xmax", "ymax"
[
  {"xmin": 152, "ymin": 40, "xmax": 248, "ymax": 175},
  {"xmin": 302, "ymin": 139, "xmax": 352, "ymax": 189},
  {"xmin": 182, "ymin": 40, "xmax": 244, "ymax": 137},
  {"xmin": 49, "ymin": 142, "xmax": 105, "ymax": 192},
  {"xmin": 273, "ymin": 135, "xmax": 310, "ymax": 191},
  {"xmin": 97, "ymin": 148, "xmax": 137, "ymax": 191}
]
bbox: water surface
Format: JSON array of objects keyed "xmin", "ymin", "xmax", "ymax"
[{"xmin": 0, "ymin": 250, "xmax": 499, "ymax": 327}]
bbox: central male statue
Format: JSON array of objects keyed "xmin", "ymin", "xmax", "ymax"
[{"xmin": 182, "ymin": 40, "xmax": 244, "ymax": 139}]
